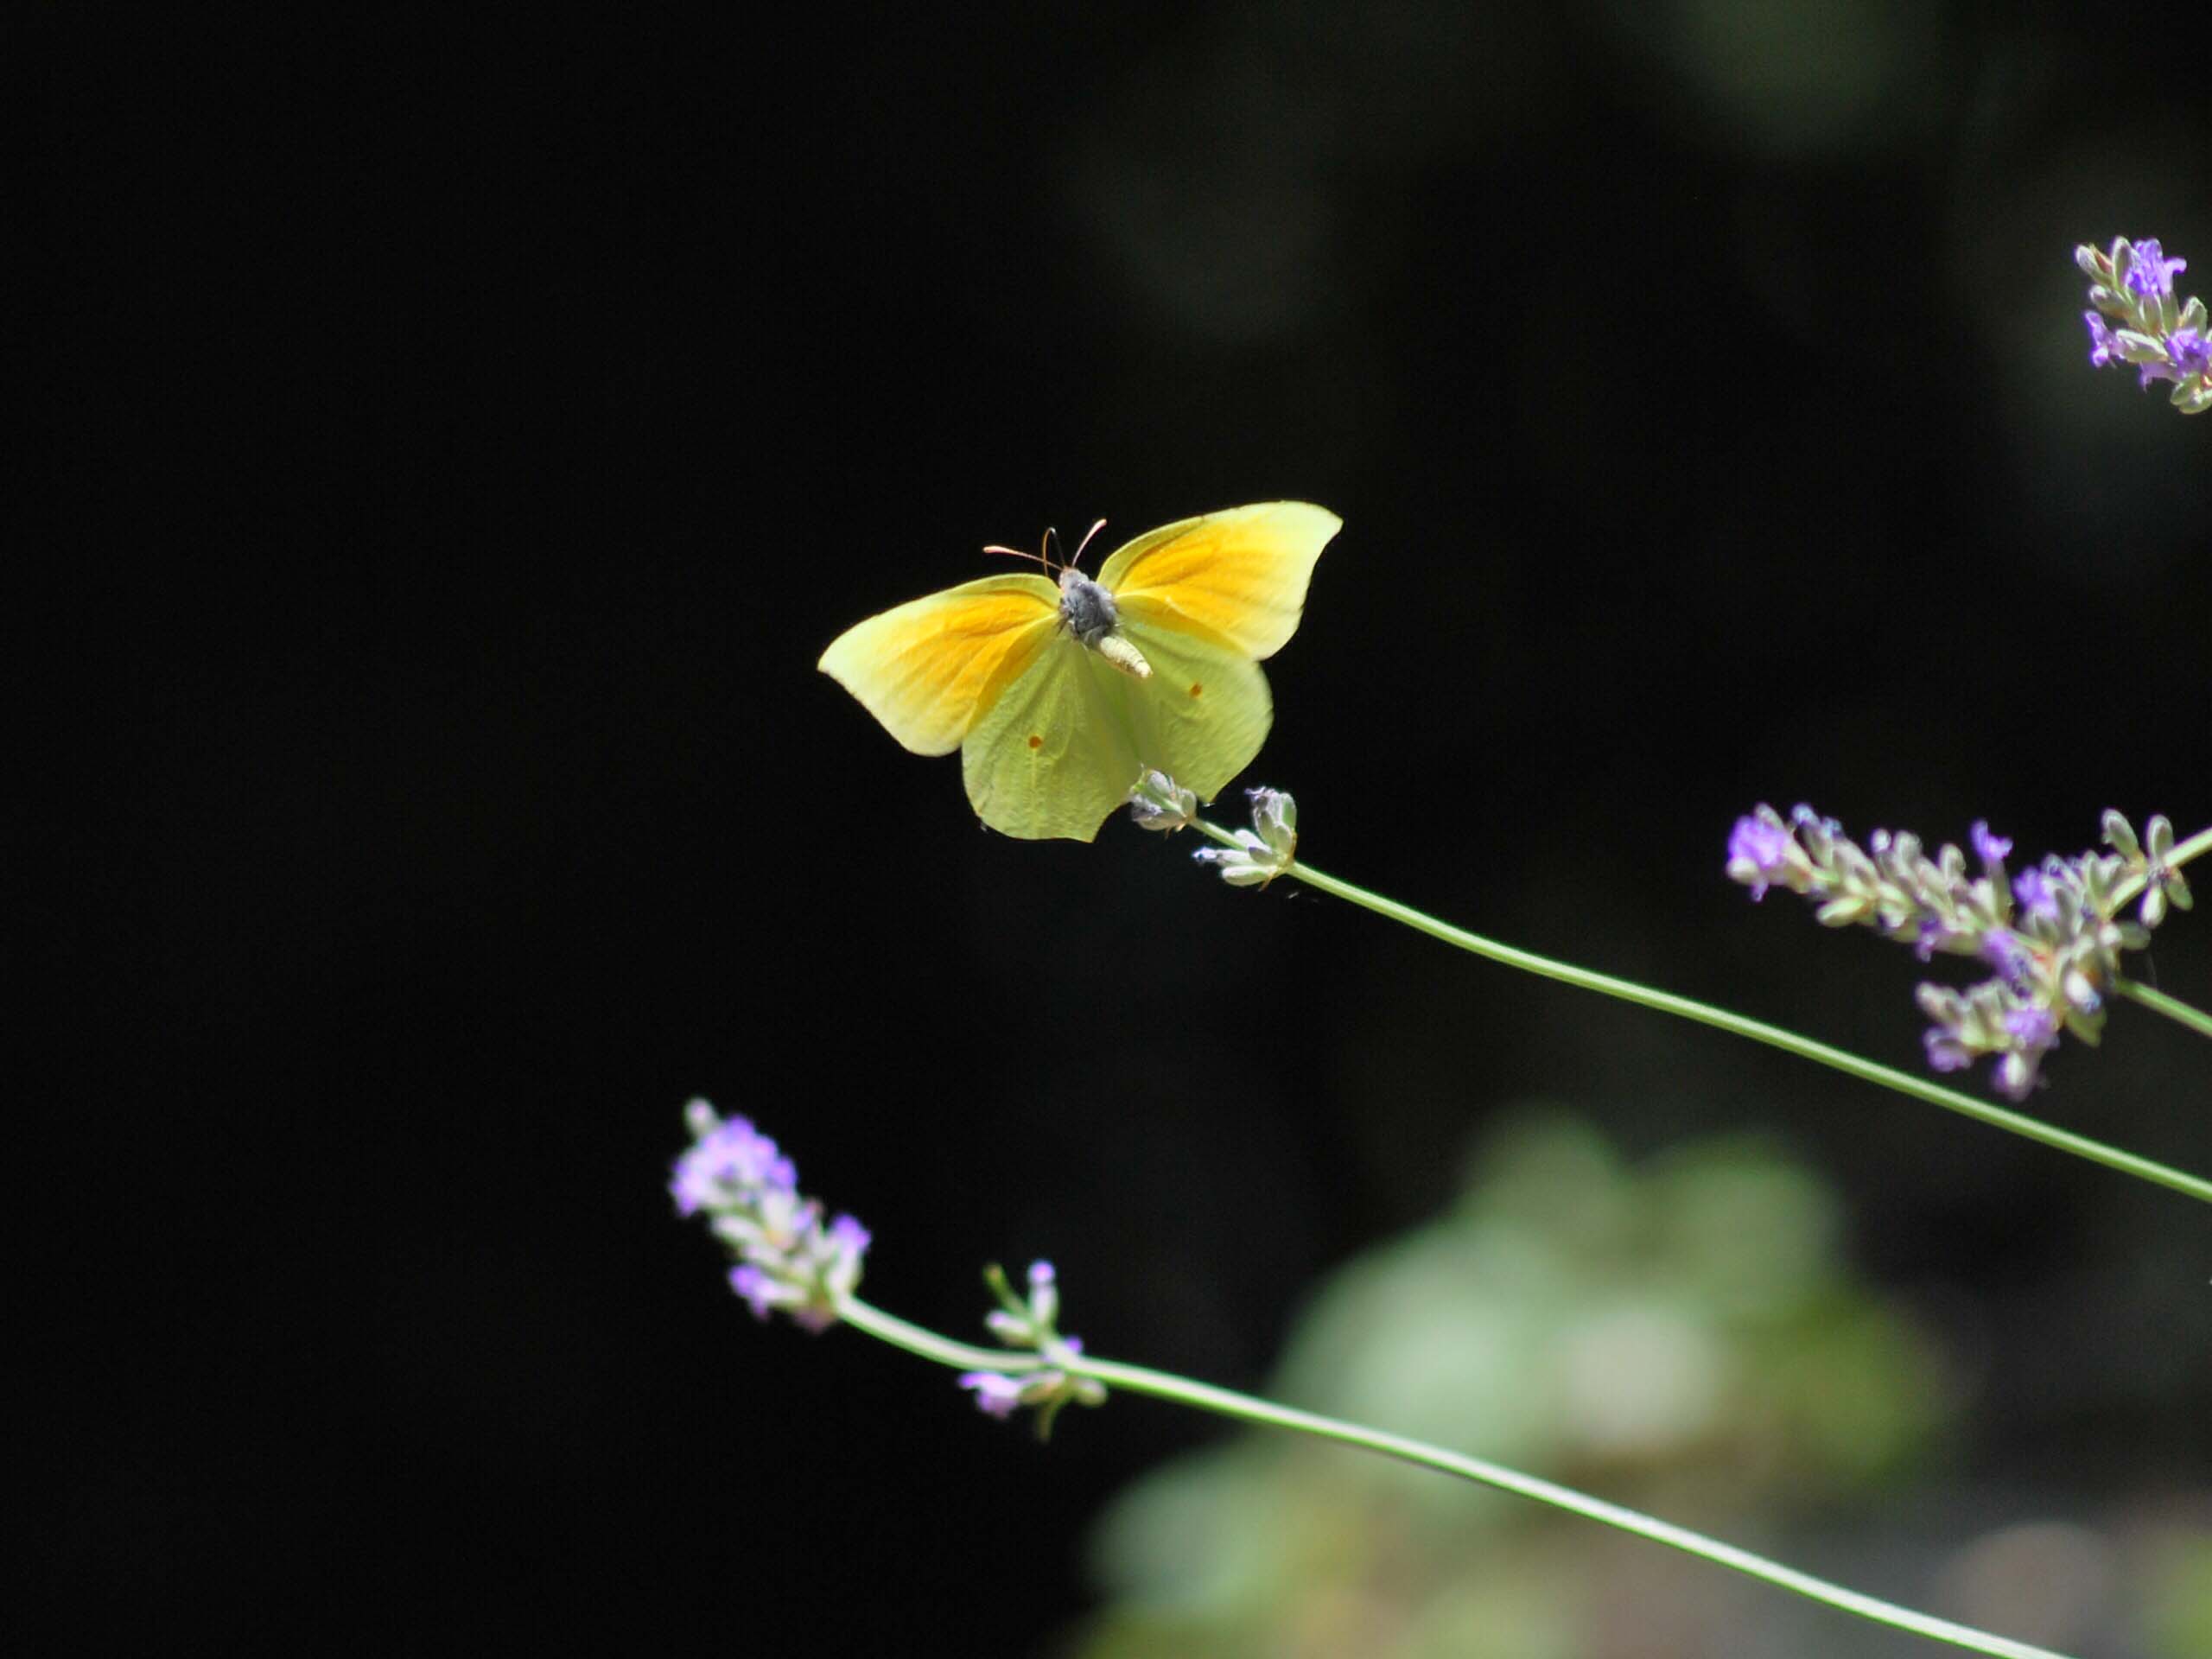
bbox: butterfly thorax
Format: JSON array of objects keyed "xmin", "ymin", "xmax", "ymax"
[{"xmin": 1058, "ymin": 569, "xmax": 1151, "ymax": 678}]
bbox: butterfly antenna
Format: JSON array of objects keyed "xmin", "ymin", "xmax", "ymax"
[
  {"xmin": 981, "ymin": 536, "xmax": 1055, "ymax": 572},
  {"xmin": 1069, "ymin": 518, "xmax": 1109, "ymax": 570}
]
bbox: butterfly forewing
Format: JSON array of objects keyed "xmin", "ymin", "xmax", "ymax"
[
  {"xmin": 1097, "ymin": 502, "xmax": 1340, "ymax": 660},
  {"xmin": 816, "ymin": 575, "xmax": 1060, "ymax": 756}
]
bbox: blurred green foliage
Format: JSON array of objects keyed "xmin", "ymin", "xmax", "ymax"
[
  {"xmin": 1061, "ymin": 1113, "xmax": 2212, "ymax": 1656},
  {"xmin": 1064, "ymin": 1112, "xmax": 1953, "ymax": 1656},
  {"xmin": 2141, "ymin": 1527, "xmax": 2212, "ymax": 1656}
]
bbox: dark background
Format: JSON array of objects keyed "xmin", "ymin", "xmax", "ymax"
[{"xmin": 36, "ymin": 5, "xmax": 2210, "ymax": 1654}]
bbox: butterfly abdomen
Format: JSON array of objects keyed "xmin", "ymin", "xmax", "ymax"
[
  {"xmin": 1059, "ymin": 569, "xmax": 1152, "ymax": 679},
  {"xmin": 1096, "ymin": 633, "xmax": 1151, "ymax": 678}
]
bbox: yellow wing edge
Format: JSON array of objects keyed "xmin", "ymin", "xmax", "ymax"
[
  {"xmin": 1099, "ymin": 501, "xmax": 1341, "ymax": 659},
  {"xmin": 817, "ymin": 573, "xmax": 1059, "ymax": 756}
]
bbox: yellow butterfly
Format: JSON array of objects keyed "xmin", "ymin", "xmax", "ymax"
[{"xmin": 817, "ymin": 502, "xmax": 1340, "ymax": 841}]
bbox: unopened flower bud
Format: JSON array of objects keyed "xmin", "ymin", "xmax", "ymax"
[{"xmin": 1128, "ymin": 770, "xmax": 1198, "ymax": 832}]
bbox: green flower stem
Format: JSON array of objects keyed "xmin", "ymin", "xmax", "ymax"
[
  {"xmin": 2113, "ymin": 976, "xmax": 2212, "ymax": 1039},
  {"xmin": 2093, "ymin": 822, "xmax": 2209, "ymax": 1039},
  {"xmin": 2109, "ymin": 823, "xmax": 2212, "ymax": 912},
  {"xmin": 838, "ymin": 1298, "xmax": 2072, "ymax": 1659},
  {"xmin": 837, "ymin": 1295, "xmax": 1038, "ymax": 1373},
  {"xmin": 1181, "ymin": 818, "xmax": 2212, "ymax": 1206}
]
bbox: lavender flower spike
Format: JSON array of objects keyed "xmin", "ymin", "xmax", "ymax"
[
  {"xmin": 672, "ymin": 1099, "xmax": 870, "ymax": 1332},
  {"xmin": 2076, "ymin": 236, "xmax": 2212, "ymax": 413},
  {"xmin": 1731, "ymin": 806, "xmax": 2176, "ymax": 1100}
]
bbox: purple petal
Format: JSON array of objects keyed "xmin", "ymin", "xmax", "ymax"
[
  {"xmin": 2012, "ymin": 868, "xmax": 2058, "ymax": 922},
  {"xmin": 958, "ymin": 1372, "xmax": 1027, "ymax": 1419},
  {"xmin": 2004, "ymin": 1005, "xmax": 2058, "ymax": 1049},
  {"xmin": 729, "ymin": 1264, "xmax": 779, "ymax": 1320},
  {"xmin": 1726, "ymin": 814, "xmax": 1794, "ymax": 900},
  {"xmin": 2124, "ymin": 238, "xmax": 2186, "ymax": 298},
  {"xmin": 1923, "ymin": 1029, "xmax": 1974, "ymax": 1073},
  {"xmin": 2085, "ymin": 312, "xmax": 2119, "ymax": 367},
  {"xmin": 1979, "ymin": 927, "xmax": 2031, "ymax": 986}
]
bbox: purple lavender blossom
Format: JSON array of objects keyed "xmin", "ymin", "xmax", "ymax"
[
  {"xmin": 959, "ymin": 1371, "xmax": 1027, "ymax": 1418},
  {"xmin": 1978, "ymin": 926, "xmax": 2031, "ymax": 987},
  {"xmin": 2078, "ymin": 236, "xmax": 2212, "ymax": 413},
  {"xmin": 1923, "ymin": 1028, "xmax": 1974, "ymax": 1074},
  {"xmin": 1737, "ymin": 805, "xmax": 2177, "ymax": 1101},
  {"xmin": 671, "ymin": 1110, "xmax": 795, "ymax": 1216},
  {"xmin": 1990, "ymin": 1007, "xmax": 2061, "ymax": 1101},
  {"xmin": 958, "ymin": 1340, "xmax": 1103, "ymax": 1433},
  {"xmin": 675, "ymin": 1101, "xmax": 869, "ymax": 1332},
  {"xmin": 2085, "ymin": 312, "xmax": 2118, "ymax": 367},
  {"xmin": 2012, "ymin": 867, "xmax": 2058, "ymax": 923},
  {"xmin": 1727, "ymin": 812, "xmax": 1796, "ymax": 901},
  {"xmin": 730, "ymin": 1263, "xmax": 779, "ymax": 1320},
  {"xmin": 962, "ymin": 1262, "xmax": 1108, "ymax": 1435},
  {"xmin": 2124, "ymin": 238, "xmax": 2186, "ymax": 298}
]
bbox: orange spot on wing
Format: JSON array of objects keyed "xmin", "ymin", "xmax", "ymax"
[
  {"xmin": 1027, "ymin": 734, "xmax": 1043, "ymax": 749},
  {"xmin": 1188, "ymin": 682, "xmax": 1204, "ymax": 697}
]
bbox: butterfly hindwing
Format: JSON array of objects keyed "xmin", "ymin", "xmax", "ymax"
[
  {"xmin": 816, "ymin": 575, "xmax": 1060, "ymax": 756},
  {"xmin": 1113, "ymin": 612, "xmax": 1273, "ymax": 803},
  {"xmin": 962, "ymin": 636, "xmax": 1145, "ymax": 842}
]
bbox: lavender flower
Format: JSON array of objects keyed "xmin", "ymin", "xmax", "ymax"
[
  {"xmin": 2083, "ymin": 312, "xmax": 2120, "ymax": 368},
  {"xmin": 1729, "ymin": 808, "xmax": 2178, "ymax": 1099},
  {"xmin": 1128, "ymin": 769, "xmax": 1198, "ymax": 833},
  {"xmin": 671, "ymin": 1111, "xmax": 795, "ymax": 1215},
  {"xmin": 2012, "ymin": 867, "xmax": 2058, "ymax": 924},
  {"xmin": 1193, "ymin": 785, "xmax": 1300, "ymax": 887},
  {"xmin": 2076, "ymin": 236, "xmax": 2212, "ymax": 413},
  {"xmin": 2125, "ymin": 812, "xmax": 2196, "ymax": 929},
  {"xmin": 957, "ymin": 1370, "xmax": 1029, "ymax": 1418},
  {"xmin": 671, "ymin": 1099, "xmax": 870, "ymax": 1332},
  {"xmin": 2167, "ymin": 327, "xmax": 2212, "ymax": 379},
  {"xmin": 960, "ymin": 1260, "xmax": 1107, "ymax": 1440},
  {"xmin": 1727, "ymin": 810, "xmax": 1808, "ymax": 900},
  {"xmin": 2122, "ymin": 238, "xmax": 2185, "ymax": 298}
]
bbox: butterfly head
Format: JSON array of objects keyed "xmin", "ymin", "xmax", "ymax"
[
  {"xmin": 1060, "ymin": 570, "xmax": 1151, "ymax": 678},
  {"xmin": 1057, "ymin": 567, "xmax": 1120, "ymax": 645},
  {"xmin": 983, "ymin": 518, "xmax": 1152, "ymax": 678}
]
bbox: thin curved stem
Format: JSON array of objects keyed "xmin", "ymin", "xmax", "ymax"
[
  {"xmin": 839, "ymin": 1298, "xmax": 2072, "ymax": 1659},
  {"xmin": 2112, "ymin": 975, "xmax": 2212, "ymax": 1040},
  {"xmin": 1176, "ymin": 817, "xmax": 2212, "ymax": 1206},
  {"xmin": 838, "ymin": 1297, "xmax": 1035, "ymax": 1372}
]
